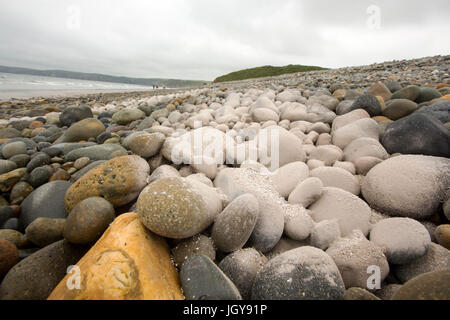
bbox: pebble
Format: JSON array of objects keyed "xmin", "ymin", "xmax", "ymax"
[
  {"xmin": 112, "ymin": 108, "xmax": 146, "ymax": 125},
  {"xmin": 2, "ymin": 141, "xmax": 27, "ymax": 159},
  {"xmin": 0, "ymin": 229, "xmax": 28, "ymax": 248},
  {"xmin": 59, "ymin": 105, "xmax": 93, "ymax": 127},
  {"xmin": 349, "ymin": 94, "xmax": 382, "ymax": 117},
  {"xmin": 434, "ymin": 225, "xmax": 450, "ymax": 250},
  {"xmin": 310, "ymin": 187, "xmax": 371, "ymax": 236},
  {"xmin": 171, "ymin": 234, "xmax": 216, "ymax": 268},
  {"xmin": 25, "ymin": 217, "xmax": 66, "ymax": 247},
  {"xmin": 9, "ymin": 181, "xmax": 33, "ymax": 205},
  {"xmin": 180, "ymin": 254, "xmax": 242, "ymax": 300},
  {"xmin": 212, "ymin": 193, "xmax": 259, "ymax": 252},
  {"xmin": 0, "ymin": 160, "xmax": 18, "ymax": 175},
  {"xmin": 370, "ymin": 218, "xmax": 431, "ymax": 265},
  {"xmin": 65, "ymin": 144, "xmax": 128, "ymax": 162},
  {"xmin": 311, "ymin": 166, "xmax": 360, "ymax": 195},
  {"xmin": 344, "ymin": 287, "xmax": 381, "ymax": 300},
  {"xmin": 382, "ymin": 99, "xmax": 418, "ymax": 120},
  {"xmin": 73, "ymin": 157, "xmax": 90, "ymax": 170},
  {"xmin": 271, "ymin": 161, "xmax": 310, "ymax": 198},
  {"xmin": 252, "ymin": 246, "xmax": 345, "ymax": 300},
  {"xmin": 326, "ymin": 230, "xmax": 389, "ymax": 288},
  {"xmin": 57, "ymin": 118, "xmax": 105, "ymax": 143},
  {"xmin": 0, "ymin": 240, "xmax": 87, "ymax": 300},
  {"xmin": 391, "ymin": 85, "xmax": 421, "ymax": 101},
  {"xmin": 137, "ymin": 177, "xmax": 223, "ymax": 239},
  {"xmin": 394, "ymin": 243, "xmax": 450, "ymax": 283},
  {"xmin": 332, "ymin": 118, "xmax": 379, "ymax": 149},
  {"xmin": 391, "ymin": 269, "xmax": 450, "ymax": 300},
  {"xmin": 65, "ymin": 155, "xmax": 149, "ymax": 211},
  {"xmin": 310, "ymin": 219, "xmax": 341, "ymax": 250},
  {"xmin": 219, "ymin": 248, "xmax": 268, "ymax": 300},
  {"xmin": 288, "ymin": 177, "xmax": 323, "ymax": 207},
  {"xmin": 0, "ymin": 239, "xmax": 19, "ymax": 278},
  {"xmin": 343, "ymin": 137, "xmax": 389, "ymax": 163},
  {"xmin": 20, "ymin": 181, "xmax": 71, "ymax": 228},
  {"xmin": 63, "ymin": 197, "xmax": 115, "ymax": 244},
  {"xmin": 29, "ymin": 166, "xmax": 52, "ymax": 188}
]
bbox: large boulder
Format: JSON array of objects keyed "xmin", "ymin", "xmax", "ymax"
[
  {"xmin": 251, "ymin": 246, "xmax": 345, "ymax": 300},
  {"xmin": 48, "ymin": 213, "xmax": 183, "ymax": 300},
  {"xmin": 361, "ymin": 155, "xmax": 450, "ymax": 219},
  {"xmin": 382, "ymin": 113, "xmax": 450, "ymax": 158}
]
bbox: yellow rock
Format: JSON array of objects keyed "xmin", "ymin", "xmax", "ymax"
[
  {"xmin": 436, "ymin": 84, "xmax": 450, "ymax": 89},
  {"xmin": 333, "ymin": 89, "xmax": 346, "ymax": 101},
  {"xmin": 372, "ymin": 116, "xmax": 391, "ymax": 122},
  {"xmin": 442, "ymin": 94, "xmax": 450, "ymax": 100},
  {"xmin": 375, "ymin": 96, "xmax": 386, "ymax": 111},
  {"xmin": 48, "ymin": 213, "xmax": 184, "ymax": 300},
  {"xmin": 0, "ymin": 168, "xmax": 27, "ymax": 192}
]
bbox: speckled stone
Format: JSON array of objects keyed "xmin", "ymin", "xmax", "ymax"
[
  {"xmin": 137, "ymin": 177, "xmax": 223, "ymax": 239},
  {"xmin": 65, "ymin": 155, "xmax": 150, "ymax": 212},
  {"xmin": 0, "ymin": 239, "xmax": 19, "ymax": 278},
  {"xmin": 25, "ymin": 217, "xmax": 66, "ymax": 247}
]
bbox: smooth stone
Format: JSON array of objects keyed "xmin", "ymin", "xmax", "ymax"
[
  {"xmin": 190, "ymin": 156, "xmax": 218, "ymax": 180},
  {"xmin": 51, "ymin": 142, "xmax": 96, "ymax": 155},
  {"xmin": 65, "ymin": 144, "xmax": 127, "ymax": 162},
  {"xmin": 288, "ymin": 177, "xmax": 323, "ymax": 208},
  {"xmin": 72, "ymin": 160, "xmax": 105, "ymax": 181},
  {"xmin": 180, "ymin": 254, "xmax": 242, "ymax": 300},
  {"xmin": 212, "ymin": 194, "xmax": 259, "ymax": 253},
  {"xmin": 332, "ymin": 118, "xmax": 379, "ymax": 149},
  {"xmin": 214, "ymin": 168, "xmax": 285, "ymax": 253},
  {"xmin": 171, "ymin": 234, "xmax": 216, "ymax": 268},
  {"xmin": 415, "ymin": 100, "xmax": 450, "ymax": 123},
  {"xmin": 311, "ymin": 167, "xmax": 360, "ymax": 195},
  {"xmin": 308, "ymin": 145, "xmax": 343, "ymax": 166},
  {"xmin": 20, "ymin": 181, "xmax": 71, "ymax": 228},
  {"xmin": 73, "ymin": 157, "xmax": 90, "ymax": 170},
  {"xmin": 137, "ymin": 177, "xmax": 222, "ymax": 239},
  {"xmin": 0, "ymin": 128, "xmax": 21, "ymax": 139},
  {"xmin": 0, "ymin": 160, "xmax": 17, "ymax": 175},
  {"xmin": 416, "ymin": 87, "xmax": 442, "ymax": 104},
  {"xmin": 0, "ymin": 229, "xmax": 27, "ymax": 248},
  {"xmin": 310, "ymin": 219, "xmax": 341, "ymax": 250},
  {"xmin": 48, "ymin": 213, "xmax": 183, "ymax": 300},
  {"xmin": 375, "ymin": 284, "xmax": 402, "ymax": 300},
  {"xmin": 0, "ymin": 239, "xmax": 19, "ymax": 278},
  {"xmin": 0, "ymin": 168, "xmax": 26, "ymax": 192},
  {"xmin": 63, "ymin": 197, "xmax": 115, "ymax": 245},
  {"xmin": 382, "ymin": 113, "xmax": 450, "ymax": 157},
  {"xmin": 384, "ymin": 81, "xmax": 402, "ymax": 93},
  {"xmin": 344, "ymin": 287, "xmax": 381, "ymax": 300},
  {"xmin": 349, "ymin": 94, "xmax": 382, "ymax": 117},
  {"xmin": 0, "ymin": 240, "xmax": 87, "ymax": 300},
  {"xmin": 58, "ymin": 118, "xmax": 105, "ymax": 143},
  {"xmin": 355, "ymin": 156, "xmax": 383, "ymax": 176},
  {"xmin": 219, "ymin": 248, "xmax": 268, "ymax": 300},
  {"xmin": 382, "ymin": 99, "xmax": 418, "ymax": 120},
  {"xmin": 370, "ymin": 218, "xmax": 431, "ymax": 265},
  {"xmin": 148, "ymin": 164, "xmax": 180, "ymax": 184},
  {"xmin": 361, "ymin": 155, "xmax": 450, "ymax": 219},
  {"xmin": 391, "ymin": 270, "xmax": 450, "ymax": 300},
  {"xmin": 327, "ymin": 230, "xmax": 389, "ymax": 289},
  {"xmin": 435, "ymin": 225, "xmax": 450, "ymax": 250},
  {"xmin": 333, "ymin": 161, "xmax": 356, "ymax": 174},
  {"xmin": 331, "ymin": 109, "xmax": 370, "ymax": 133},
  {"xmin": 65, "ymin": 155, "xmax": 149, "ymax": 212},
  {"xmin": 283, "ymin": 205, "xmax": 315, "ymax": 241},
  {"xmin": 310, "ymin": 187, "xmax": 371, "ymax": 236},
  {"xmin": 25, "ymin": 218, "xmax": 65, "ymax": 248},
  {"xmin": 112, "ymin": 109, "xmax": 146, "ymax": 125},
  {"xmin": 9, "ymin": 154, "xmax": 31, "ymax": 168},
  {"xmin": 271, "ymin": 162, "xmax": 310, "ymax": 198},
  {"xmin": 391, "ymin": 85, "xmax": 421, "ymax": 101},
  {"xmin": 59, "ymin": 105, "xmax": 93, "ymax": 127},
  {"xmin": 251, "ymin": 108, "xmax": 280, "ymax": 122},
  {"xmin": 2, "ymin": 141, "xmax": 27, "ymax": 159},
  {"xmin": 29, "ymin": 167, "xmax": 52, "ymax": 188},
  {"xmin": 26, "ymin": 152, "xmax": 50, "ymax": 172},
  {"xmin": 394, "ymin": 243, "xmax": 450, "ymax": 283},
  {"xmin": 124, "ymin": 132, "xmax": 165, "ymax": 159},
  {"xmin": 251, "ymin": 246, "xmax": 345, "ymax": 300},
  {"xmin": 367, "ymin": 83, "xmax": 392, "ymax": 101},
  {"xmin": 343, "ymin": 137, "xmax": 389, "ymax": 163}
]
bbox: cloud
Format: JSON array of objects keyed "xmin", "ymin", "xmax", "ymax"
[{"xmin": 0, "ymin": 0, "xmax": 449, "ymax": 81}]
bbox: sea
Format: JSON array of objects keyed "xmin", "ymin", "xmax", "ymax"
[{"xmin": 0, "ymin": 72, "xmax": 155, "ymax": 100}]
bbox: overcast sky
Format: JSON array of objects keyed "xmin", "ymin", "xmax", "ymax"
[{"xmin": 0, "ymin": 0, "xmax": 449, "ymax": 81}]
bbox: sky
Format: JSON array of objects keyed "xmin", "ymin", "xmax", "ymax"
[{"xmin": 0, "ymin": 0, "xmax": 449, "ymax": 81}]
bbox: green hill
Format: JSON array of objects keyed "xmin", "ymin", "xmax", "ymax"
[{"xmin": 214, "ymin": 64, "xmax": 328, "ymax": 83}]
